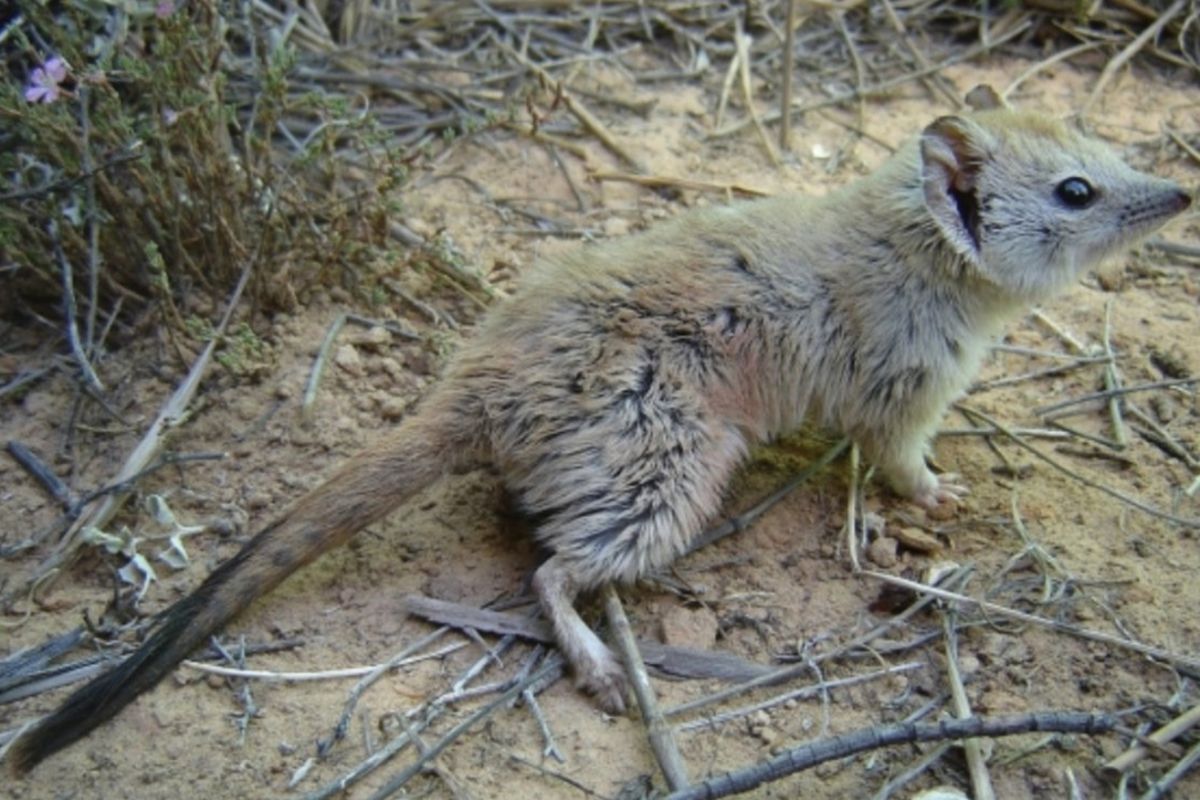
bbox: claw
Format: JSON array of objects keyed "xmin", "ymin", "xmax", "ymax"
[{"xmin": 913, "ymin": 472, "xmax": 969, "ymax": 510}]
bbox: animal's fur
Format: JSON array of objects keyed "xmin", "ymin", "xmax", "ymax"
[{"xmin": 9, "ymin": 89, "xmax": 1190, "ymax": 774}]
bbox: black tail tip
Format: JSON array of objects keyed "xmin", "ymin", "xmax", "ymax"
[{"xmin": 5, "ymin": 731, "xmax": 42, "ymax": 777}]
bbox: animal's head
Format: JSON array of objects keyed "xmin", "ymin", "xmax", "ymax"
[{"xmin": 919, "ymin": 86, "xmax": 1190, "ymax": 299}]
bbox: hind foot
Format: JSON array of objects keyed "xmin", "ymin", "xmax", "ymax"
[{"xmin": 574, "ymin": 648, "xmax": 628, "ymax": 715}]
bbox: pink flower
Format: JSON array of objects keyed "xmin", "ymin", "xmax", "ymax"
[
  {"xmin": 156, "ymin": 0, "xmax": 175, "ymax": 18},
  {"xmin": 24, "ymin": 57, "xmax": 68, "ymax": 104}
]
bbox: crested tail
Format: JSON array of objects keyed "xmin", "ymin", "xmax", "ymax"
[{"xmin": 8, "ymin": 407, "xmax": 476, "ymax": 775}]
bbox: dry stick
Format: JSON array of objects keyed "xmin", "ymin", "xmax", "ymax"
[
  {"xmin": 363, "ymin": 659, "xmax": 562, "ymax": 800},
  {"xmin": 499, "ymin": 39, "xmax": 646, "ymax": 173},
  {"xmin": 709, "ymin": 19, "xmax": 1032, "ymax": 139},
  {"xmin": 665, "ymin": 712, "xmax": 1118, "ymax": 800},
  {"xmin": 677, "ymin": 662, "xmax": 923, "ymax": 734},
  {"xmin": 1126, "ymin": 402, "xmax": 1200, "ymax": 470},
  {"xmin": 1102, "ymin": 299, "xmax": 1128, "ymax": 447},
  {"xmin": 958, "ymin": 405, "xmax": 1200, "ymax": 529},
  {"xmin": 939, "ymin": 426, "xmax": 1069, "ymax": 440},
  {"xmin": 303, "ymin": 312, "xmax": 349, "ymax": 420},
  {"xmin": 1034, "ymin": 377, "xmax": 1198, "ymax": 417},
  {"xmin": 303, "ymin": 714, "xmax": 433, "ymax": 800},
  {"xmin": 78, "ymin": 85, "xmax": 101, "ymax": 362},
  {"xmin": 1164, "ymin": 127, "xmax": 1200, "ymax": 169},
  {"xmin": 16, "ymin": 251, "xmax": 258, "ymax": 605},
  {"xmin": 602, "ymin": 585, "xmax": 690, "ymax": 791},
  {"xmin": 6, "ymin": 441, "xmax": 72, "ymax": 509},
  {"xmin": 733, "ymin": 23, "xmax": 780, "ymax": 167},
  {"xmin": 301, "ymin": 312, "xmax": 418, "ymax": 419},
  {"xmin": 877, "ymin": 0, "xmax": 960, "ymax": 108},
  {"xmin": 48, "ymin": 220, "xmax": 104, "ymax": 394},
  {"xmin": 1030, "ymin": 309, "xmax": 1089, "ymax": 355},
  {"xmin": 845, "ymin": 442, "xmax": 862, "ymax": 573},
  {"xmin": 833, "ymin": 10, "xmax": 867, "ymax": 142},
  {"xmin": 778, "ymin": 0, "xmax": 798, "ymax": 151},
  {"xmin": 181, "ymin": 641, "xmax": 466, "ymax": 683},
  {"xmin": 1146, "ymin": 237, "xmax": 1200, "ymax": 261},
  {"xmin": 1003, "ymin": 41, "xmax": 1106, "ymax": 98},
  {"xmin": 588, "ymin": 170, "xmax": 769, "ymax": 198},
  {"xmin": 941, "ymin": 613, "xmax": 995, "ymax": 800},
  {"xmin": 1139, "ymin": 738, "xmax": 1200, "ymax": 800},
  {"xmin": 1083, "ymin": 0, "xmax": 1188, "ymax": 116},
  {"xmin": 969, "ymin": 355, "xmax": 1111, "ymax": 392},
  {"xmin": 509, "ymin": 753, "xmax": 608, "ymax": 798},
  {"xmin": 713, "ymin": 31, "xmax": 739, "ymax": 131},
  {"xmin": 665, "ymin": 565, "xmax": 972, "ymax": 719},
  {"xmin": 870, "ymin": 742, "xmax": 954, "ymax": 800},
  {"xmin": 862, "ymin": 569, "xmax": 1200, "ymax": 674},
  {"xmin": 318, "ymin": 628, "xmax": 451, "ymax": 758},
  {"xmin": 1105, "ymin": 702, "xmax": 1200, "ymax": 774}
]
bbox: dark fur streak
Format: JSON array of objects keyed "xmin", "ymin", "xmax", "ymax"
[{"xmin": 578, "ymin": 506, "xmax": 656, "ymax": 552}]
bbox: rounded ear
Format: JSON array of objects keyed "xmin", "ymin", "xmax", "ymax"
[
  {"xmin": 964, "ymin": 84, "xmax": 1007, "ymax": 112},
  {"xmin": 919, "ymin": 116, "xmax": 993, "ymax": 266}
]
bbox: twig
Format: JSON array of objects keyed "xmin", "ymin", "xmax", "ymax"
[
  {"xmin": 1126, "ymin": 402, "xmax": 1199, "ymax": 470},
  {"xmin": 678, "ymin": 662, "xmax": 923, "ymax": 733},
  {"xmin": 1138, "ymin": 738, "xmax": 1200, "ymax": 800},
  {"xmin": 6, "ymin": 442, "xmax": 72, "ymax": 509},
  {"xmin": 1002, "ymin": 41, "xmax": 1106, "ymax": 98},
  {"xmin": 588, "ymin": 170, "xmax": 769, "ymax": 198},
  {"xmin": 1034, "ymin": 377, "xmax": 1197, "ymax": 417},
  {"xmin": 958, "ymin": 405, "xmax": 1200, "ymax": 528},
  {"xmin": 870, "ymin": 742, "xmax": 953, "ymax": 800},
  {"xmin": 1083, "ymin": 0, "xmax": 1188, "ymax": 115},
  {"xmin": 665, "ymin": 565, "xmax": 971, "ymax": 718},
  {"xmin": 1105, "ymin": 703, "xmax": 1200, "ymax": 774},
  {"xmin": 733, "ymin": 21, "xmax": 780, "ymax": 167},
  {"xmin": 862, "ymin": 569, "xmax": 1200, "ymax": 674},
  {"xmin": 404, "ymin": 594, "xmax": 770, "ymax": 682},
  {"xmin": 318, "ymin": 628, "xmax": 451, "ymax": 758},
  {"xmin": 942, "ymin": 613, "xmax": 995, "ymax": 800},
  {"xmin": 665, "ymin": 712, "xmax": 1118, "ymax": 800},
  {"xmin": 302, "ymin": 313, "xmax": 348, "ymax": 419},
  {"xmin": 303, "ymin": 713, "xmax": 433, "ymax": 800},
  {"xmin": 12, "ymin": 251, "xmax": 258, "ymax": 606},
  {"xmin": 709, "ymin": 21, "xmax": 1032, "ymax": 139},
  {"xmin": 1102, "ymin": 299, "xmax": 1128, "ymax": 447},
  {"xmin": 181, "ymin": 640, "xmax": 466, "ymax": 683},
  {"xmin": 48, "ymin": 219, "xmax": 104, "ymax": 394},
  {"xmin": 779, "ymin": 0, "xmax": 799, "ymax": 150},
  {"xmin": 845, "ymin": 442, "xmax": 862, "ymax": 573},
  {"xmin": 602, "ymin": 585, "xmax": 690, "ymax": 791},
  {"xmin": 1030, "ymin": 309, "xmax": 1090, "ymax": 355},
  {"xmin": 499, "ymin": 38, "xmax": 646, "ymax": 173},
  {"xmin": 509, "ymin": 753, "xmax": 609, "ymax": 798},
  {"xmin": 969, "ymin": 355, "xmax": 1111, "ymax": 392},
  {"xmin": 363, "ymin": 659, "xmax": 563, "ymax": 800}
]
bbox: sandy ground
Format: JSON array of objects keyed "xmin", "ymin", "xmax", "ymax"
[{"xmin": 3, "ymin": 55, "xmax": 1199, "ymax": 800}]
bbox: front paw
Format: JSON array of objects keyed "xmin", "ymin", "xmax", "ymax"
[{"xmin": 912, "ymin": 471, "xmax": 968, "ymax": 510}]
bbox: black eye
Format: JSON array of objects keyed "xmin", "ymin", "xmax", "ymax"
[{"xmin": 1055, "ymin": 177, "xmax": 1096, "ymax": 209}]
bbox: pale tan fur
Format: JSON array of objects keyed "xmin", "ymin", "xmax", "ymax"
[{"xmin": 9, "ymin": 90, "xmax": 1190, "ymax": 773}]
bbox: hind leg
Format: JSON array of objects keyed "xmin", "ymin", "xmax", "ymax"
[
  {"xmin": 524, "ymin": 419, "xmax": 748, "ymax": 713},
  {"xmin": 532, "ymin": 555, "xmax": 628, "ymax": 713}
]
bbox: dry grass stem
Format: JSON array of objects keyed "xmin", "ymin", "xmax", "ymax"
[{"xmin": 602, "ymin": 585, "xmax": 690, "ymax": 791}]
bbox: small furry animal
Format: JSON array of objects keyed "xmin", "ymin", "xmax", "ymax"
[{"xmin": 9, "ymin": 86, "xmax": 1190, "ymax": 774}]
